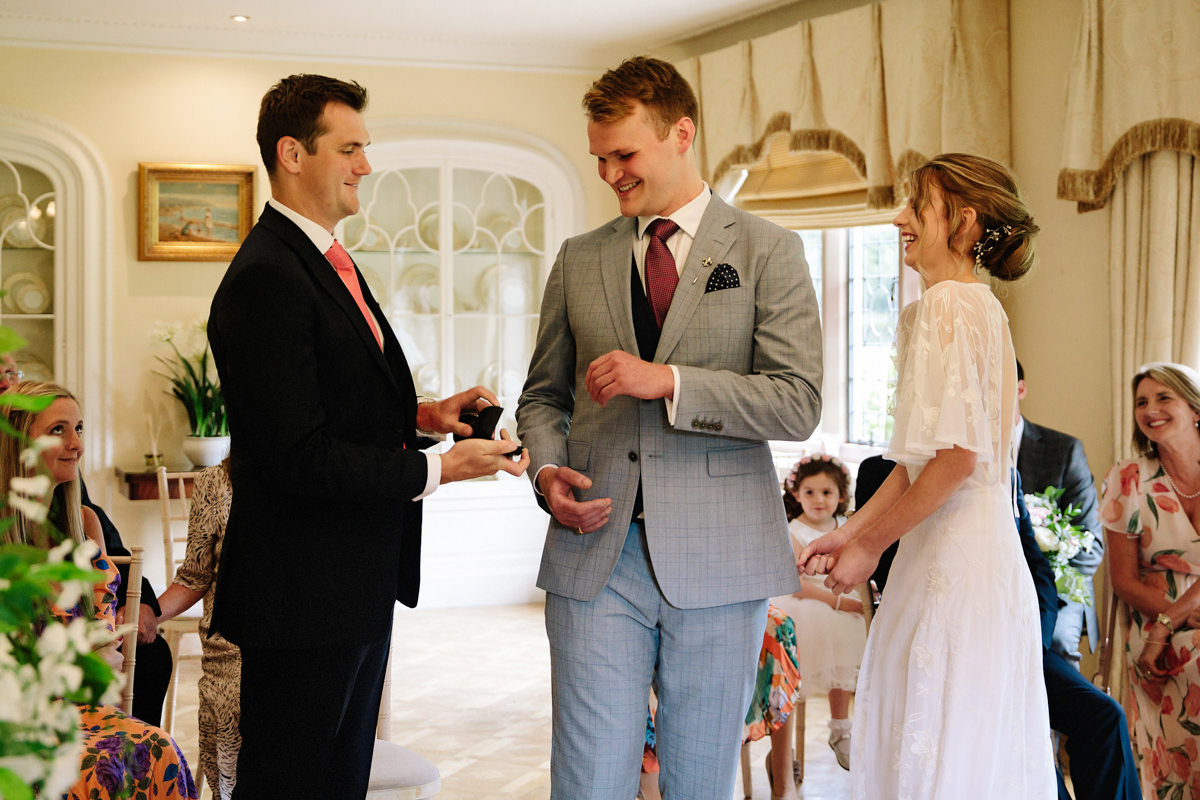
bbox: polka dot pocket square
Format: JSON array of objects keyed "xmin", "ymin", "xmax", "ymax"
[{"xmin": 704, "ymin": 262, "xmax": 740, "ymax": 293}]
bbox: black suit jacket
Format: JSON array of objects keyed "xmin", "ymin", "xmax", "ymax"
[
  {"xmin": 1018, "ymin": 417, "xmax": 1103, "ymax": 640},
  {"xmin": 208, "ymin": 203, "xmax": 427, "ymax": 650}
]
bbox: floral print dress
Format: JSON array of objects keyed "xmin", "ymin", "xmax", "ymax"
[
  {"xmin": 743, "ymin": 603, "xmax": 802, "ymax": 742},
  {"xmin": 1102, "ymin": 456, "xmax": 1200, "ymax": 798},
  {"xmin": 60, "ymin": 554, "xmax": 198, "ymax": 800}
]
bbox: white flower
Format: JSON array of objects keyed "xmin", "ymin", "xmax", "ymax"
[
  {"xmin": 10, "ymin": 474, "xmax": 50, "ymax": 498},
  {"xmin": 36, "ymin": 622, "xmax": 69, "ymax": 658},
  {"xmin": 46, "ymin": 538, "xmax": 73, "ymax": 563},
  {"xmin": 1059, "ymin": 538, "xmax": 1081, "ymax": 561},
  {"xmin": 42, "ymin": 736, "xmax": 85, "ymax": 798},
  {"xmin": 71, "ymin": 539, "xmax": 99, "ymax": 569},
  {"xmin": 40, "ymin": 659, "xmax": 83, "ymax": 696},
  {"xmin": 7, "ymin": 493, "xmax": 47, "ymax": 522},
  {"xmin": 0, "ymin": 670, "xmax": 22, "ymax": 720},
  {"xmin": 1032, "ymin": 524, "xmax": 1058, "ymax": 553},
  {"xmin": 150, "ymin": 320, "xmax": 182, "ymax": 345}
]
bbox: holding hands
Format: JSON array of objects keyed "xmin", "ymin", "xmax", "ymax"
[{"xmin": 797, "ymin": 522, "xmax": 882, "ymax": 597}]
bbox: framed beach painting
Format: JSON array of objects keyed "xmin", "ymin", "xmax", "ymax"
[{"xmin": 138, "ymin": 163, "xmax": 255, "ymax": 261}]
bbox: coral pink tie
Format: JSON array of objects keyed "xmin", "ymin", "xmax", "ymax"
[
  {"xmin": 644, "ymin": 218, "xmax": 680, "ymax": 329},
  {"xmin": 325, "ymin": 240, "xmax": 382, "ymax": 349}
]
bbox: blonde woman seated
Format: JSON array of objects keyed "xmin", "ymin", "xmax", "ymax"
[
  {"xmin": 1104, "ymin": 361, "xmax": 1200, "ymax": 798},
  {"xmin": 2, "ymin": 380, "xmax": 197, "ymax": 800},
  {"xmin": 156, "ymin": 459, "xmax": 237, "ymax": 800}
]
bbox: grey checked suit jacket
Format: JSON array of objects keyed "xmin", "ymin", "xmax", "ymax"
[{"xmin": 517, "ymin": 195, "xmax": 822, "ymax": 608}]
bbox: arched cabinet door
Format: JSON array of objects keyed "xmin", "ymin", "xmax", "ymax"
[
  {"xmin": 342, "ymin": 121, "xmax": 584, "ymax": 447},
  {"xmin": 0, "ymin": 105, "xmax": 111, "ymax": 479}
]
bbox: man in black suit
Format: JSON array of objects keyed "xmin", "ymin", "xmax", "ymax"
[
  {"xmin": 1016, "ymin": 360, "xmax": 1103, "ymax": 666},
  {"xmin": 209, "ymin": 74, "xmax": 528, "ymax": 800}
]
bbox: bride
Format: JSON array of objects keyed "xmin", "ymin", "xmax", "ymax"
[{"xmin": 798, "ymin": 153, "xmax": 1056, "ymax": 798}]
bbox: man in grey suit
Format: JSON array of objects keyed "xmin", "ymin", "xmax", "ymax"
[
  {"xmin": 517, "ymin": 57, "xmax": 822, "ymax": 800},
  {"xmin": 1016, "ymin": 360, "xmax": 1103, "ymax": 667}
]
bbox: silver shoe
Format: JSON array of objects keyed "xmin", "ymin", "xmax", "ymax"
[{"xmin": 829, "ymin": 731, "xmax": 851, "ymax": 771}]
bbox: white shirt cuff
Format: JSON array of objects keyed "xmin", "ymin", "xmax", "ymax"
[
  {"xmin": 533, "ymin": 464, "xmax": 557, "ymax": 496},
  {"xmin": 664, "ymin": 365, "xmax": 681, "ymax": 425},
  {"xmin": 414, "ymin": 452, "xmax": 440, "ymax": 500}
]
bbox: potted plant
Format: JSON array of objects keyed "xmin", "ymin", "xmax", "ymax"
[{"xmin": 152, "ymin": 320, "xmax": 229, "ymax": 467}]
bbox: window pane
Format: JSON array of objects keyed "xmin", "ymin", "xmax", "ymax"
[
  {"xmin": 847, "ymin": 224, "xmax": 900, "ymax": 446},
  {"xmin": 797, "ymin": 230, "xmax": 822, "ymax": 315}
]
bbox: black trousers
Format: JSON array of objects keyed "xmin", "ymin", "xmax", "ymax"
[
  {"xmin": 1046, "ymin": 647, "xmax": 1141, "ymax": 800},
  {"xmin": 231, "ymin": 632, "xmax": 390, "ymax": 800}
]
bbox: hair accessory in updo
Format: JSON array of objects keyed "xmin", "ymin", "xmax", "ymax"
[
  {"xmin": 785, "ymin": 452, "xmax": 851, "ymax": 492},
  {"xmin": 973, "ymin": 224, "xmax": 1012, "ymax": 269}
]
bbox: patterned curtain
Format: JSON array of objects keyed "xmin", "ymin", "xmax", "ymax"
[
  {"xmin": 676, "ymin": 0, "xmax": 1011, "ymax": 210},
  {"xmin": 1108, "ymin": 151, "xmax": 1200, "ymax": 462}
]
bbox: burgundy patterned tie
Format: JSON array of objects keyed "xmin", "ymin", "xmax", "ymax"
[{"xmin": 644, "ymin": 218, "xmax": 680, "ymax": 329}]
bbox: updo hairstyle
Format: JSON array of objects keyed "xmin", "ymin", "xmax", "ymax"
[{"xmin": 909, "ymin": 153, "xmax": 1040, "ymax": 281}]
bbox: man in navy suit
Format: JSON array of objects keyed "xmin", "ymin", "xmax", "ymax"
[
  {"xmin": 1016, "ymin": 360, "xmax": 1103, "ymax": 667},
  {"xmin": 1014, "ymin": 473, "xmax": 1140, "ymax": 800},
  {"xmin": 209, "ymin": 74, "xmax": 527, "ymax": 800}
]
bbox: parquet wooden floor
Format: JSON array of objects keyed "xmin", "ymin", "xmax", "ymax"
[{"xmin": 169, "ymin": 602, "xmax": 854, "ymax": 799}]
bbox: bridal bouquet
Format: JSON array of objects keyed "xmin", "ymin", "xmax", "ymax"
[{"xmin": 1024, "ymin": 485, "xmax": 1096, "ymax": 605}]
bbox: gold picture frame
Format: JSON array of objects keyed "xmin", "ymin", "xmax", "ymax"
[{"xmin": 138, "ymin": 163, "xmax": 255, "ymax": 261}]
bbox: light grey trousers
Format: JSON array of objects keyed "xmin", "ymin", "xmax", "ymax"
[{"xmin": 545, "ymin": 521, "xmax": 768, "ymax": 800}]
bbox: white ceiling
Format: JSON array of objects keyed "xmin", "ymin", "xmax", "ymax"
[{"xmin": 0, "ymin": 0, "xmax": 804, "ymax": 72}]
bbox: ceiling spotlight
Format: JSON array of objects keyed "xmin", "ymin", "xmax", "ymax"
[{"xmin": 230, "ymin": 14, "xmax": 249, "ymax": 22}]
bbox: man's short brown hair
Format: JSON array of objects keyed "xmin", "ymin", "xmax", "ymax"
[
  {"xmin": 582, "ymin": 56, "xmax": 698, "ymax": 140},
  {"xmin": 257, "ymin": 74, "xmax": 368, "ymax": 176}
]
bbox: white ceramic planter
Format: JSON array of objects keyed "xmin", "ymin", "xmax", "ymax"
[{"xmin": 182, "ymin": 435, "xmax": 230, "ymax": 468}]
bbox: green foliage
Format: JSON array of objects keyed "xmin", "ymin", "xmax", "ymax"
[{"xmin": 154, "ymin": 338, "xmax": 228, "ymax": 437}]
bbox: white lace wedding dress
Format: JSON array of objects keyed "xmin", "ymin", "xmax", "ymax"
[{"xmin": 850, "ymin": 280, "xmax": 1055, "ymax": 799}]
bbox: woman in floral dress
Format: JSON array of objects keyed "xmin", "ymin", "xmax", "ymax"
[
  {"xmin": 1, "ymin": 380, "xmax": 197, "ymax": 800},
  {"xmin": 1104, "ymin": 361, "xmax": 1200, "ymax": 798}
]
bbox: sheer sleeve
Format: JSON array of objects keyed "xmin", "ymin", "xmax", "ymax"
[
  {"xmin": 1100, "ymin": 458, "xmax": 1143, "ymax": 539},
  {"xmin": 887, "ymin": 283, "xmax": 1007, "ymax": 467}
]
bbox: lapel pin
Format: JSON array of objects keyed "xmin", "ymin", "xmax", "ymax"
[{"xmin": 702, "ymin": 257, "xmax": 713, "ymax": 268}]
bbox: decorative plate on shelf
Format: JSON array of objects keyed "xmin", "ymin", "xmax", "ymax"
[
  {"xmin": 400, "ymin": 263, "xmax": 439, "ymax": 314},
  {"xmin": 15, "ymin": 353, "xmax": 51, "ymax": 383},
  {"xmin": 2, "ymin": 272, "xmax": 50, "ymax": 314},
  {"xmin": 414, "ymin": 363, "xmax": 441, "ymax": 396},
  {"xmin": 477, "ymin": 263, "xmax": 532, "ymax": 314},
  {"xmin": 479, "ymin": 362, "xmax": 525, "ymax": 397}
]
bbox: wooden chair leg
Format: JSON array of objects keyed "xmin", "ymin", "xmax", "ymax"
[
  {"xmin": 795, "ymin": 698, "xmax": 806, "ymax": 784},
  {"xmin": 740, "ymin": 740, "xmax": 752, "ymax": 799},
  {"xmin": 163, "ymin": 627, "xmax": 182, "ymax": 733}
]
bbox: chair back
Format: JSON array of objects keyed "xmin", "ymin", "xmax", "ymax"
[
  {"xmin": 107, "ymin": 545, "xmax": 143, "ymax": 712},
  {"xmin": 155, "ymin": 467, "xmax": 199, "ymax": 585}
]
